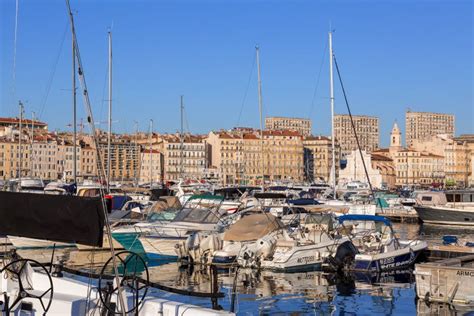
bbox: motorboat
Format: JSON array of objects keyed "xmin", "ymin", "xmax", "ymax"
[
  {"xmin": 114, "ymin": 194, "xmax": 229, "ymax": 260},
  {"xmin": 414, "ymin": 190, "xmax": 474, "ymax": 226},
  {"xmin": 336, "ymin": 214, "xmax": 427, "ymax": 272},
  {"xmin": 5, "ymin": 177, "xmax": 45, "ymax": 193},
  {"xmin": 182, "ymin": 210, "xmax": 359, "ymax": 273}
]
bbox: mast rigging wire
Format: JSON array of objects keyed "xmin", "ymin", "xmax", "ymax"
[
  {"xmin": 10, "ymin": 0, "xmax": 19, "ymax": 115},
  {"xmin": 38, "ymin": 21, "xmax": 69, "ymax": 119},
  {"xmin": 235, "ymin": 54, "xmax": 256, "ymax": 127},
  {"xmin": 308, "ymin": 40, "xmax": 328, "ymax": 119},
  {"xmin": 332, "ymin": 53, "xmax": 383, "ymax": 210}
]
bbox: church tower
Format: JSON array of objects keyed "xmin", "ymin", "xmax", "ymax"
[{"xmin": 390, "ymin": 121, "xmax": 402, "ymax": 153}]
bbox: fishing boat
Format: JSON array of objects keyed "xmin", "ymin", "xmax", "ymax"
[
  {"xmin": 414, "ymin": 190, "xmax": 474, "ymax": 226},
  {"xmin": 336, "ymin": 214, "xmax": 427, "ymax": 272}
]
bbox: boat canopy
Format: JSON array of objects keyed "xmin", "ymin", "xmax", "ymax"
[
  {"xmin": 338, "ymin": 214, "xmax": 391, "ymax": 226},
  {"xmin": 223, "ymin": 213, "xmax": 282, "ymax": 242},
  {"xmin": 0, "ymin": 191, "xmax": 105, "ymax": 246},
  {"xmin": 253, "ymin": 192, "xmax": 287, "ymax": 199}
]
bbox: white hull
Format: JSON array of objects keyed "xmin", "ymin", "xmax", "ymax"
[
  {"xmin": 0, "ymin": 267, "xmax": 233, "ymax": 315},
  {"xmin": 8, "ymin": 236, "xmax": 75, "ymax": 249}
]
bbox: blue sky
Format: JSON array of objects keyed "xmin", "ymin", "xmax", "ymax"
[{"xmin": 1, "ymin": 0, "xmax": 472, "ymax": 146}]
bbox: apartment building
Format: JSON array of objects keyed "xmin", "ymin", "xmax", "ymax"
[
  {"xmin": 303, "ymin": 135, "xmax": 340, "ymax": 183},
  {"xmin": 139, "ymin": 149, "xmax": 163, "ymax": 184},
  {"xmin": 161, "ymin": 134, "xmax": 207, "ymax": 181},
  {"xmin": 394, "ymin": 149, "xmax": 445, "ymax": 187},
  {"xmin": 334, "ymin": 114, "xmax": 379, "ymax": 156},
  {"xmin": 207, "ymin": 129, "xmax": 304, "ymax": 185},
  {"xmin": 265, "ymin": 117, "xmax": 312, "ymax": 137},
  {"xmin": 0, "ymin": 136, "xmax": 30, "ymax": 179},
  {"xmin": 206, "ymin": 131, "xmax": 244, "ymax": 184},
  {"xmin": 405, "ymin": 111, "xmax": 454, "ymax": 147},
  {"xmin": 83, "ymin": 133, "xmax": 140, "ymax": 182}
]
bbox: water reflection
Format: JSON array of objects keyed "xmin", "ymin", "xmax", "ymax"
[
  {"xmin": 144, "ymin": 262, "xmax": 419, "ymax": 315},
  {"xmin": 14, "ymin": 222, "xmax": 474, "ymax": 315}
]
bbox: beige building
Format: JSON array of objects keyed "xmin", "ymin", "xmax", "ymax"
[
  {"xmin": 445, "ymin": 135, "xmax": 474, "ymax": 187},
  {"xmin": 0, "ymin": 136, "xmax": 30, "ymax": 179},
  {"xmin": 371, "ymin": 153, "xmax": 396, "ymax": 189},
  {"xmin": 207, "ymin": 129, "xmax": 304, "ymax": 185},
  {"xmin": 405, "ymin": 111, "xmax": 454, "ymax": 147},
  {"xmin": 80, "ymin": 143, "xmax": 97, "ymax": 180},
  {"xmin": 334, "ymin": 114, "xmax": 379, "ymax": 156},
  {"xmin": 139, "ymin": 149, "xmax": 163, "ymax": 184},
  {"xmin": 394, "ymin": 149, "xmax": 445, "ymax": 187},
  {"xmin": 83, "ymin": 133, "xmax": 140, "ymax": 182},
  {"xmin": 30, "ymin": 134, "xmax": 59, "ymax": 180},
  {"xmin": 207, "ymin": 131, "xmax": 243, "ymax": 184},
  {"xmin": 57, "ymin": 139, "xmax": 81, "ymax": 181},
  {"xmin": 265, "ymin": 117, "xmax": 312, "ymax": 137},
  {"xmin": 0, "ymin": 117, "xmax": 48, "ymax": 131},
  {"xmin": 161, "ymin": 134, "xmax": 207, "ymax": 182},
  {"xmin": 303, "ymin": 135, "xmax": 340, "ymax": 183}
]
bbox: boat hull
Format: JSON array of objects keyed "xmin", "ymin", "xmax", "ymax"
[
  {"xmin": 414, "ymin": 205, "xmax": 474, "ymax": 226},
  {"xmin": 353, "ymin": 247, "xmax": 424, "ymax": 272}
]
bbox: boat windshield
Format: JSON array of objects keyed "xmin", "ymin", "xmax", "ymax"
[{"xmin": 172, "ymin": 208, "xmax": 220, "ymax": 224}]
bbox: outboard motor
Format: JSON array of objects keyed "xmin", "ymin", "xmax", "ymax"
[{"xmin": 325, "ymin": 241, "xmax": 358, "ymax": 272}]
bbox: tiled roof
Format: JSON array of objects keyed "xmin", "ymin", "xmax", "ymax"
[{"xmin": 0, "ymin": 117, "xmax": 47, "ymax": 126}]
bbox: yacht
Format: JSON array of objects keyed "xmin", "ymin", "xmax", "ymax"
[{"xmin": 414, "ymin": 190, "xmax": 474, "ymax": 226}]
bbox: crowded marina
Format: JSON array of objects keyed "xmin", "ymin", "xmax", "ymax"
[
  {"xmin": 1, "ymin": 0, "xmax": 472, "ymax": 314},
  {"xmin": 1, "ymin": 177, "xmax": 474, "ymax": 314}
]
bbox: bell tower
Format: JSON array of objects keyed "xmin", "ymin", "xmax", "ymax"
[{"xmin": 390, "ymin": 121, "xmax": 402, "ymax": 153}]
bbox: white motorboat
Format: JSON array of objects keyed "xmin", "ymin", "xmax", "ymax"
[{"xmin": 336, "ymin": 214, "xmax": 427, "ymax": 272}]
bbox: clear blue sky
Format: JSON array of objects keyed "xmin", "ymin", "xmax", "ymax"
[{"xmin": 1, "ymin": 0, "xmax": 472, "ymax": 146}]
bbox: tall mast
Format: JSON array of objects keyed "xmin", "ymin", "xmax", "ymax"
[
  {"xmin": 256, "ymin": 45, "xmax": 264, "ymax": 189},
  {"xmin": 134, "ymin": 121, "xmax": 138, "ymax": 187},
  {"xmin": 30, "ymin": 111, "xmax": 35, "ymax": 177},
  {"xmin": 329, "ymin": 31, "xmax": 336, "ymax": 199},
  {"xmin": 149, "ymin": 119, "xmax": 153, "ymax": 187},
  {"xmin": 18, "ymin": 101, "xmax": 24, "ymax": 180},
  {"xmin": 107, "ymin": 31, "xmax": 112, "ymax": 191},
  {"xmin": 180, "ymin": 95, "xmax": 184, "ymax": 179},
  {"xmin": 72, "ymin": 26, "xmax": 77, "ymax": 184}
]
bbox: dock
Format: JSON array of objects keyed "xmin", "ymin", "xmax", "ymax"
[
  {"xmin": 376, "ymin": 208, "xmax": 419, "ymax": 223},
  {"xmin": 425, "ymin": 244, "xmax": 474, "ymax": 261}
]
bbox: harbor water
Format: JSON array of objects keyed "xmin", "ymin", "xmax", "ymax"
[{"xmin": 37, "ymin": 222, "xmax": 468, "ymax": 315}]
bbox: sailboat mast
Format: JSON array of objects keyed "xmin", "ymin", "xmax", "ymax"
[
  {"xmin": 180, "ymin": 95, "xmax": 184, "ymax": 179},
  {"xmin": 256, "ymin": 45, "xmax": 264, "ymax": 189},
  {"xmin": 18, "ymin": 101, "xmax": 23, "ymax": 180},
  {"xmin": 72, "ymin": 27, "xmax": 77, "ymax": 184},
  {"xmin": 107, "ymin": 31, "xmax": 112, "ymax": 190},
  {"xmin": 329, "ymin": 31, "xmax": 336, "ymax": 199},
  {"xmin": 30, "ymin": 111, "xmax": 35, "ymax": 177},
  {"xmin": 149, "ymin": 119, "xmax": 153, "ymax": 187}
]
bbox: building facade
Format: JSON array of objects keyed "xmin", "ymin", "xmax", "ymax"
[
  {"xmin": 303, "ymin": 135, "xmax": 340, "ymax": 183},
  {"xmin": 139, "ymin": 149, "xmax": 163, "ymax": 184},
  {"xmin": 405, "ymin": 111, "xmax": 455, "ymax": 147},
  {"xmin": 161, "ymin": 134, "xmax": 207, "ymax": 182},
  {"xmin": 207, "ymin": 129, "xmax": 304, "ymax": 185},
  {"xmin": 334, "ymin": 114, "xmax": 379, "ymax": 157},
  {"xmin": 265, "ymin": 117, "xmax": 312, "ymax": 137},
  {"xmin": 394, "ymin": 149, "xmax": 445, "ymax": 187}
]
